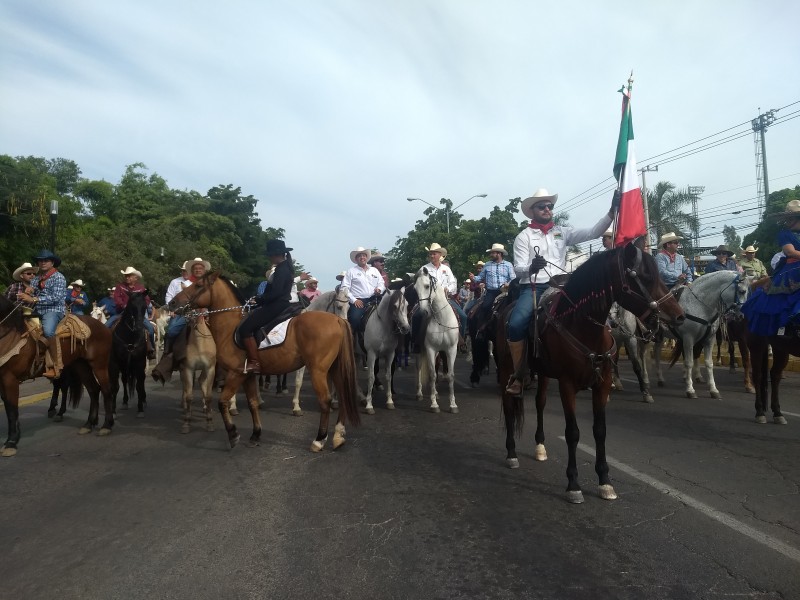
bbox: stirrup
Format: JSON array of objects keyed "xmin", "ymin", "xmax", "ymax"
[{"xmin": 243, "ymin": 359, "xmax": 261, "ymax": 374}]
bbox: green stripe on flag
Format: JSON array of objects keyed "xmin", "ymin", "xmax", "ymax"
[{"xmin": 613, "ymin": 96, "xmax": 634, "ymax": 182}]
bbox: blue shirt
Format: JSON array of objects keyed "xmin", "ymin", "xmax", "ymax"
[
  {"xmin": 655, "ymin": 251, "xmax": 693, "ymax": 287},
  {"xmin": 98, "ymin": 296, "xmax": 117, "ymax": 316},
  {"xmin": 704, "ymin": 258, "xmax": 738, "ymax": 274},
  {"xmin": 473, "ymin": 260, "xmax": 515, "ymax": 290},
  {"xmin": 66, "ymin": 290, "xmax": 90, "ymax": 315}
]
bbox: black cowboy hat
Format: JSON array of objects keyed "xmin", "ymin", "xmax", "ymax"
[
  {"xmin": 265, "ymin": 239, "xmax": 293, "ymax": 256},
  {"xmin": 33, "ymin": 249, "xmax": 61, "ymax": 267},
  {"xmin": 711, "ymin": 245, "xmax": 734, "ymax": 257}
]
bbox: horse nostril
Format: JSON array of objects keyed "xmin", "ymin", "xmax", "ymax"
[{"xmin": 675, "ymin": 315, "xmax": 685, "ymax": 325}]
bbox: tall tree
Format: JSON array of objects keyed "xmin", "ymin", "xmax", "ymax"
[
  {"xmin": 646, "ymin": 181, "xmax": 699, "ymax": 254},
  {"xmin": 722, "ymin": 225, "xmax": 742, "ymax": 255},
  {"xmin": 742, "ymin": 186, "xmax": 800, "ymax": 269}
]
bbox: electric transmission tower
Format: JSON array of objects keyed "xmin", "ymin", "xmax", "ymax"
[
  {"xmin": 688, "ymin": 185, "xmax": 705, "ymax": 256},
  {"xmin": 752, "ymin": 109, "xmax": 777, "ymax": 219}
]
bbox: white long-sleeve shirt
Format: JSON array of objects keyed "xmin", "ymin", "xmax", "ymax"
[
  {"xmin": 165, "ymin": 276, "xmax": 190, "ymax": 304},
  {"xmin": 342, "ymin": 265, "xmax": 385, "ymax": 303},
  {"xmin": 422, "ymin": 262, "xmax": 457, "ymax": 295},
  {"xmin": 513, "ymin": 213, "xmax": 613, "ymax": 285}
]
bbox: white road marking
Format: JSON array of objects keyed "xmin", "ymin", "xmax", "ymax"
[{"xmin": 570, "ymin": 439, "xmax": 800, "ymax": 564}]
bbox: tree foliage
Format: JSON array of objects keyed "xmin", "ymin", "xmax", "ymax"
[
  {"xmin": 646, "ymin": 181, "xmax": 699, "ymax": 255},
  {"xmin": 742, "ymin": 186, "xmax": 800, "ymax": 269}
]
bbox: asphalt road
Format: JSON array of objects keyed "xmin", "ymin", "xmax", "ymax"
[{"xmin": 2, "ymin": 354, "xmax": 799, "ymax": 600}]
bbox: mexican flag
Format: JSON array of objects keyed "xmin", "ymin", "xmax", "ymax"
[{"xmin": 612, "ymin": 85, "xmax": 647, "ymax": 246}]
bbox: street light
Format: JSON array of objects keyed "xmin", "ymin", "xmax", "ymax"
[
  {"xmin": 50, "ymin": 200, "xmax": 59, "ymax": 252},
  {"xmin": 407, "ymin": 194, "xmax": 488, "ymax": 233}
]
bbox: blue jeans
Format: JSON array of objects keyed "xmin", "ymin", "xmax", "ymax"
[
  {"xmin": 107, "ymin": 314, "xmax": 155, "ymax": 348},
  {"xmin": 507, "ymin": 283, "xmax": 548, "ymax": 341},
  {"xmin": 347, "ymin": 297, "xmax": 378, "ymax": 332},
  {"xmin": 448, "ymin": 298, "xmax": 467, "ymax": 338},
  {"xmin": 166, "ymin": 315, "xmax": 186, "ymax": 339},
  {"xmin": 41, "ymin": 312, "xmax": 64, "ymax": 338}
]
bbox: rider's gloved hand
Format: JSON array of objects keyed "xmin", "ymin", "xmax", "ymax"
[
  {"xmin": 529, "ymin": 255, "xmax": 547, "ymax": 274},
  {"xmin": 610, "ymin": 189, "xmax": 621, "ymax": 212}
]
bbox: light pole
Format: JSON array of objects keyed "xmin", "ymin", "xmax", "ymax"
[
  {"xmin": 50, "ymin": 200, "xmax": 59, "ymax": 252},
  {"xmin": 407, "ymin": 194, "xmax": 488, "ymax": 234}
]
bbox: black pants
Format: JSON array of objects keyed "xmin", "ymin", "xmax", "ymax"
[{"xmin": 239, "ymin": 300, "xmax": 290, "ymax": 338}]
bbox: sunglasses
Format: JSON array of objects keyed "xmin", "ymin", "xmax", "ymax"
[
  {"xmin": 23, "ymin": 272, "xmax": 36, "ymax": 276},
  {"xmin": 535, "ymin": 203, "xmax": 554, "ymax": 211}
]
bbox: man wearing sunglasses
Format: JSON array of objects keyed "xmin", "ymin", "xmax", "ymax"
[{"xmin": 505, "ymin": 188, "xmax": 617, "ymax": 397}]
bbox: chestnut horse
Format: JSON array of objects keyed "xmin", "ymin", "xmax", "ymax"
[
  {"xmin": 495, "ymin": 242, "xmax": 685, "ymax": 503},
  {"xmin": 169, "ymin": 272, "xmax": 360, "ymax": 451},
  {"xmin": 0, "ymin": 295, "xmax": 114, "ymax": 456}
]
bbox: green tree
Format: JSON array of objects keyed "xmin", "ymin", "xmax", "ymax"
[
  {"xmin": 722, "ymin": 225, "xmax": 742, "ymax": 255},
  {"xmin": 742, "ymin": 186, "xmax": 800, "ymax": 270},
  {"xmin": 646, "ymin": 181, "xmax": 699, "ymax": 254}
]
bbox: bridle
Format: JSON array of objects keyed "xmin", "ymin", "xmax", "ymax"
[
  {"xmin": 615, "ymin": 245, "xmax": 672, "ymax": 322},
  {"xmin": 172, "ymin": 274, "xmax": 250, "ymax": 320},
  {"xmin": 414, "ymin": 270, "xmax": 458, "ymax": 330}
]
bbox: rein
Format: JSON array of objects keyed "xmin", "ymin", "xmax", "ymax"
[{"xmin": 415, "ymin": 273, "xmax": 459, "ymax": 330}]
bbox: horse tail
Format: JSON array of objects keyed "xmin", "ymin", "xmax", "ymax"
[
  {"xmin": 669, "ymin": 337, "xmax": 684, "ymax": 367},
  {"xmin": 68, "ymin": 373, "xmax": 84, "ymax": 409},
  {"xmin": 331, "ymin": 318, "xmax": 361, "ymax": 427}
]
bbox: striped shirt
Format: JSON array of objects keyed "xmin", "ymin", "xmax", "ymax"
[{"xmin": 472, "ymin": 260, "xmax": 515, "ymax": 290}]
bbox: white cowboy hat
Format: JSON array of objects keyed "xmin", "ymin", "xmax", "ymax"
[
  {"xmin": 120, "ymin": 266, "xmax": 142, "ymax": 278},
  {"xmin": 305, "ymin": 277, "xmax": 319, "ymax": 286},
  {"xmin": 658, "ymin": 232, "xmax": 683, "ymax": 247},
  {"xmin": 486, "ymin": 243, "xmax": 508, "ymax": 255},
  {"xmin": 336, "ymin": 271, "xmax": 346, "ymax": 281},
  {"xmin": 69, "ymin": 279, "xmax": 85, "ymax": 287},
  {"xmin": 367, "ymin": 251, "xmax": 386, "ymax": 265},
  {"xmin": 602, "ymin": 228, "xmax": 613, "ymax": 238},
  {"xmin": 744, "ymin": 245, "xmax": 758, "ymax": 253},
  {"xmin": 186, "ymin": 257, "xmax": 211, "ymax": 272},
  {"xmin": 12, "ymin": 262, "xmax": 38, "ymax": 281},
  {"xmin": 425, "ymin": 242, "xmax": 448, "ymax": 258},
  {"xmin": 349, "ymin": 246, "xmax": 370, "ymax": 264},
  {"xmin": 179, "ymin": 260, "xmax": 189, "ymax": 270},
  {"xmin": 521, "ymin": 188, "xmax": 558, "ymax": 219},
  {"xmin": 772, "ymin": 199, "xmax": 800, "ymax": 220},
  {"xmin": 475, "ymin": 260, "xmax": 485, "ymax": 266}
]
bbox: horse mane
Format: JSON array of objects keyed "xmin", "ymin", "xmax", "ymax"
[
  {"xmin": 0, "ymin": 294, "xmax": 25, "ymax": 332},
  {"xmin": 217, "ymin": 273, "xmax": 247, "ymax": 304},
  {"xmin": 554, "ymin": 248, "xmax": 617, "ymax": 319}
]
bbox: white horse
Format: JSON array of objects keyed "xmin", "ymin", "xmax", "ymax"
[
  {"xmin": 286, "ymin": 287, "xmax": 350, "ymax": 416},
  {"xmin": 90, "ymin": 302, "xmax": 107, "ymax": 324},
  {"xmin": 413, "ymin": 267, "xmax": 459, "ymax": 413},
  {"xmin": 363, "ymin": 289, "xmax": 410, "ymax": 414},
  {"xmin": 609, "ymin": 303, "xmax": 655, "ymax": 403},
  {"xmin": 179, "ymin": 316, "xmax": 217, "ymax": 434},
  {"xmin": 653, "ymin": 271, "xmax": 749, "ymax": 399}
]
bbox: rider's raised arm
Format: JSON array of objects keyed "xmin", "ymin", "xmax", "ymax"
[
  {"xmin": 512, "ymin": 229, "xmax": 532, "ymax": 282},
  {"xmin": 563, "ymin": 212, "xmax": 613, "ymax": 246}
]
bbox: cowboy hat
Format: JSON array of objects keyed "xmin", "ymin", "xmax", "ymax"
[
  {"xmin": 425, "ymin": 243, "xmax": 448, "ymax": 258},
  {"xmin": 349, "ymin": 246, "xmax": 370, "ymax": 263},
  {"xmin": 744, "ymin": 245, "xmax": 758, "ymax": 253},
  {"xmin": 120, "ymin": 266, "xmax": 142, "ymax": 278},
  {"xmin": 486, "ymin": 243, "xmax": 508, "ymax": 255},
  {"xmin": 711, "ymin": 245, "xmax": 734, "ymax": 257},
  {"xmin": 602, "ymin": 228, "xmax": 614, "ymax": 238},
  {"xmin": 69, "ymin": 279, "xmax": 85, "ymax": 287},
  {"xmin": 520, "ymin": 188, "xmax": 558, "ymax": 219},
  {"xmin": 475, "ymin": 260, "xmax": 485, "ymax": 266},
  {"xmin": 12, "ymin": 262, "xmax": 38, "ymax": 281},
  {"xmin": 336, "ymin": 271, "xmax": 346, "ymax": 281},
  {"xmin": 186, "ymin": 257, "xmax": 211, "ymax": 272},
  {"xmin": 305, "ymin": 277, "xmax": 318, "ymax": 286},
  {"xmin": 388, "ymin": 277, "xmax": 405, "ymax": 291},
  {"xmin": 367, "ymin": 251, "xmax": 386, "ymax": 265},
  {"xmin": 772, "ymin": 199, "xmax": 800, "ymax": 221},
  {"xmin": 266, "ymin": 239, "xmax": 293, "ymax": 256},
  {"xmin": 33, "ymin": 249, "xmax": 61, "ymax": 268},
  {"xmin": 179, "ymin": 260, "xmax": 189, "ymax": 271},
  {"xmin": 658, "ymin": 232, "xmax": 683, "ymax": 247}
]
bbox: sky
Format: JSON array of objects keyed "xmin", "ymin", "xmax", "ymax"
[{"xmin": 2, "ymin": 0, "xmax": 799, "ymax": 285}]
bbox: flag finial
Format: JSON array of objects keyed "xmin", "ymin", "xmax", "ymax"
[{"xmin": 627, "ymin": 71, "xmax": 634, "ymax": 94}]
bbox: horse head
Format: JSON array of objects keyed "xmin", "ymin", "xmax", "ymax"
[
  {"xmin": 390, "ymin": 288, "xmax": 411, "ymax": 335},
  {"xmin": 123, "ymin": 290, "xmax": 149, "ymax": 326},
  {"xmin": 169, "ymin": 272, "xmax": 219, "ymax": 313},
  {"xmin": 412, "ymin": 267, "xmax": 442, "ymax": 318},
  {"xmin": 616, "ymin": 241, "xmax": 684, "ymax": 327}
]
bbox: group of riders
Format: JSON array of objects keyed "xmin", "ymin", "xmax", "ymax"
[{"xmin": 7, "ymin": 193, "xmax": 800, "ymax": 391}]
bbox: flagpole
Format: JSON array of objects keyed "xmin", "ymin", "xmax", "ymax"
[{"xmin": 611, "ymin": 72, "xmax": 633, "ymax": 248}]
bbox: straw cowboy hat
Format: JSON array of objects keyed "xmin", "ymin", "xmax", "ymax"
[
  {"xmin": 349, "ymin": 246, "xmax": 370, "ymax": 263},
  {"xmin": 772, "ymin": 199, "xmax": 800, "ymax": 221},
  {"xmin": 711, "ymin": 245, "xmax": 735, "ymax": 257},
  {"xmin": 266, "ymin": 239, "xmax": 293, "ymax": 256},
  {"xmin": 425, "ymin": 242, "xmax": 448, "ymax": 258},
  {"xmin": 521, "ymin": 188, "xmax": 558, "ymax": 219},
  {"xmin": 69, "ymin": 279, "xmax": 85, "ymax": 288},
  {"xmin": 336, "ymin": 271, "xmax": 346, "ymax": 281},
  {"xmin": 744, "ymin": 245, "xmax": 758, "ymax": 253},
  {"xmin": 367, "ymin": 251, "xmax": 386, "ymax": 265},
  {"xmin": 658, "ymin": 232, "xmax": 683, "ymax": 247},
  {"xmin": 179, "ymin": 260, "xmax": 189, "ymax": 271},
  {"xmin": 120, "ymin": 266, "xmax": 142, "ymax": 278},
  {"xmin": 33, "ymin": 249, "xmax": 61, "ymax": 268},
  {"xmin": 305, "ymin": 277, "xmax": 319, "ymax": 286},
  {"xmin": 12, "ymin": 262, "xmax": 38, "ymax": 281},
  {"xmin": 475, "ymin": 260, "xmax": 485, "ymax": 267},
  {"xmin": 186, "ymin": 257, "xmax": 211, "ymax": 272},
  {"xmin": 486, "ymin": 243, "xmax": 508, "ymax": 255}
]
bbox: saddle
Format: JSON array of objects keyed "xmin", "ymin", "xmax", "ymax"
[{"xmin": 233, "ymin": 303, "xmax": 304, "ymax": 349}]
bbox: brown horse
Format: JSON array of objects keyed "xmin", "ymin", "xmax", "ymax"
[
  {"xmin": 169, "ymin": 272, "xmax": 360, "ymax": 451},
  {"xmin": 747, "ymin": 332, "xmax": 796, "ymax": 425},
  {"xmin": 495, "ymin": 242, "xmax": 685, "ymax": 503},
  {"xmin": 0, "ymin": 295, "xmax": 114, "ymax": 457},
  {"xmin": 715, "ymin": 314, "xmax": 754, "ymax": 393}
]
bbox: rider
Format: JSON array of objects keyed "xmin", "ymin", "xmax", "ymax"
[
  {"xmin": 6, "ymin": 262, "xmax": 38, "ymax": 311},
  {"xmin": 342, "ymin": 246, "xmax": 385, "ymax": 336},
  {"xmin": 240, "ymin": 239, "xmax": 296, "ymax": 374},
  {"xmin": 299, "ymin": 277, "xmax": 322, "ymax": 302},
  {"xmin": 738, "ymin": 246, "xmax": 768, "ymax": 279},
  {"xmin": 469, "ymin": 243, "xmax": 515, "ymax": 338},
  {"xmin": 742, "ymin": 199, "xmax": 800, "ymax": 337},
  {"xmin": 106, "ymin": 267, "xmax": 156, "ymax": 360},
  {"xmin": 704, "ymin": 245, "xmax": 739, "ymax": 274},
  {"xmin": 368, "ymin": 251, "xmax": 390, "ymax": 289},
  {"xmin": 165, "ymin": 261, "xmax": 190, "ymax": 305},
  {"xmin": 17, "ymin": 250, "xmax": 67, "ymax": 378},
  {"xmin": 601, "ymin": 228, "xmax": 614, "ymax": 250},
  {"xmin": 97, "ymin": 287, "xmax": 118, "ymax": 318},
  {"xmin": 505, "ymin": 188, "xmax": 616, "ymax": 397},
  {"xmin": 65, "ymin": 279, "xmax": 89, "ymax": 315},
  {"xmin": 655, "ymin": 232, "xmax": 693, "ymax": 289}
]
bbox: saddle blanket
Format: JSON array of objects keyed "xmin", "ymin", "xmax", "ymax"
[{"xmin": 258, "ymin": 318, "xmax": 293, "ymax": 349}]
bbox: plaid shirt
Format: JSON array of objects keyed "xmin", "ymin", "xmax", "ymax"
[
  {"xmin": 5, "ymin": 281, "xmax": 35, "ymax": 309},
  {"xmin": 31, "ymin": 270, "xmax": 67, "ymax": 315},
  {"xmin": 472, "ymin": 260, "xmax": 515, "ymax": 290}
]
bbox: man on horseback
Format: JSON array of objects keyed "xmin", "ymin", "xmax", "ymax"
[
  {"xmin": 505, "ymin": 188, "xmax": 616, "ymax": 397},
  {"xmin": 469, "ymin": 243, "xmax": 515, "ymax": 339},
  {"xmin": 655, "ymin": 232, "xmax": 693, "ymax": 290},
  {"xmin": 601, "ymin": 228, "xmax": 614, "ymax": 250},
  {"xmin": 342, "ymin": 246, "xmax": 386, "ymax": 338},
  {"xmin": 165, "ymin": 261, "xmax": 190, "ymax": 304},
  {"xmin": 705, "ymin": 245, "xmax": 739, "ymax": 274},
  {"xmin": 97, "ymin": 287, "xmax": 117, "ymax": 318},
  {"xmin": 66, "ymin": 279, "xmax": 89, "ymax": 315},
  {"xmin": 106, "ymin": 267, "xmax": 156, "ymax": 361},
  {"xmin": 739, "ymin": 245, "xmax": 767, "ymax": 279},
  {"xmin": 240, "ymin": 239, "xmax": 296, "ymax": 374},
  {"xmin": 300, "ymin": 277, "xmax": 322, "ymax": 302},
  {"xmin": 6, "ymin": 263, "xmax": 38, "ymax": 309}
]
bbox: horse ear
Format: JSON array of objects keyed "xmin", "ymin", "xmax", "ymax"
[{"xmin": 623, "ymin": 241, "xmax": 640, "ymax": 266}]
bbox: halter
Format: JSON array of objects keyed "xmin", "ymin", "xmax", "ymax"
[
  {"xmin": 414, "ymin": 270, "xmax": 459, "ymax": 330},
  {"xmin": 173, "ymin": 274, "xmax": 250, "ymax": 320},
  {"xmin": 378, "ymin": 290, "xmax": 409, "ymax": 334},
  {"xmin": 614, "ymin": 245, "xmax": 672, "ymax": 321}
]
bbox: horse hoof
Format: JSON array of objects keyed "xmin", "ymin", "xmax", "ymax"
[
  {"xmin": 416, "ymin": 394, "xmax": 423, "ymax": 402},
  {"xmin": 386, "ymin": 402, "xmax": 395, "ymax": 410},
  {"xmin": 506, "ymin": 457, "xmax": 519, "ymax": 469},
  {"xmin": 745, "ymin": 386, "xmax": 755, "ymax": 394},
  {"xmin": 78, "ymin": 427, "xmax": 92, "ymax": 435},
  {"xmin": 534, "ymin": 444, "xmax": 548, "ymax": 461},
  {"xmin": 657, "ymin": 381, "xmax": 665, "ymax": 388},
  {"xmin": 643, "ymin": 394, "xmax": 654, "ymax": 404},
  {"xmin": 375, "ymin": 381, "xmax": 384, "ymax": 390},
  {"xmin": 54, "ymin": 415, "xmax": 64, "ymax": 423},
  {"xmin": 98, "ymin": 428, "xmax": 112, "ymax": 437},
  {"xmin": 430, "ymin": 406, "xmax": 440, "ymax": 414},
  {"xmin": 566, "ymin": 490, "xmax": 585, "ymax": 504},
  {"xmin": 774, "ymin": 415, "xmax": 787, "ymax": 425},
  {"xmin": 599, "ymin": 484, "xmax": 618, "ymax": 500},
  {"xmin": 365, "ymin": 407, "xmax": 375, "ymax": 415},
  {"xmin": 450, "ymin": 406, "xmax": 459, "ymax": 414},
  {"xmin": 1, "ymin": 446, "xmax": 17, "ymax": 457},
  {"xmin": 181, "ymin": 424, "xmax": 190, "ymax": 434},
  {"xmin": 292, "ymin": 409, "xmax": 303, "ymax": 417},
  {"xmin": 332, "ymin": 435, "xmax": 345, "ymax": 450},
  {"xmin": 331, "ymin": 401, "xmax": 339, "ymax": 410},
  {"xmin": 229, "ymin": 433, "xmax": 241, "ymax": 449},
  {"xmin": 47, "ymin": 409, "xmax": 56, "ymax": 418},
  {"xmin": 310, "ymin": 440, "xmax": 325, "ymax": 452},
  {"xmin": 686, "ymin": 391, "xmax": 697, "ymax": 399},
  {"xmin": 230, "ymin": 408, "xmax": 239, "ymax": 416},
  {"xmin": 755, "ymin": 415, "xmax": 767, "ymax": 424},
  {"xmin": 137, "ymin": 412, "xmax": 145, "ymax": 419},
  {"xmin": 710, "ymin": 391, "xmax": 721, "ymax": 399},
  {"xmin": 247, "ymin": 439, "xmax": 260, "ymax": 448}
]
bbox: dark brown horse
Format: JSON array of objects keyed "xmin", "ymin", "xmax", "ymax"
[
  {"xmin": 169, "ymin": 272, "xmax": 360, "ymax": 451},
  {"xmin": 0, "ymin": 295, "xmax": 114, "ymax": 456},
  {"xmin": 715, "ymin": 314, "xmax": 754, "ymax": 393},
  {"xmin": 495, "ymin": 242, "xmax": 685, "ymax": 503},
  {"xmin": 747, "ymin": 332, "xmax": 796, "ymax": 425}
]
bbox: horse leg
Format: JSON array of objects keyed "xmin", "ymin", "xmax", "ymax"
[
  {"xmin": 309, "ymin": 367, "xmax": 333, "ymax": 452},
  {"xmin": 638, "ymin": 342, "xmax": 653, "ymax": 402},
  {"xmin": 109, "ymin": 358, "xmax": 120, "ymax": 415},
  {"xmin": 445, "ymin": 348, "xmax": 457, "ymax": 413},
  {"xmin": 291, "ymin": 368, "xmax": 304, "ymax": 416},
  {"xmin": 136, "ymin": 358, "xmax": 147, "ymax": 418},
  {"xmin": 219, "ymin": 375, "xmax": 243, "ymax": 448},
  {"xmin": 704, "ymin": 338, "xmax": 721, "ymax": 399},
  {"xmin": 243, "ymin": 374, "xmax": 262, "ymax": 447},
  {"xmin": 740, "ymin": 340, "xmax": 755, "ymax": 394},
  {"xmin": 374, "ymin": 359, "xmax": 383, "ymax": 390},
  {"xmin": 683, "ymin": 340, "xmax": 698, "ymax": 399},
  {"xmin": 121, "ymin": 367, "xmax": 130, "ymax": 410},
  {"xmin": 1, "ymin": 375, "xmax": 21, "ymax": 457},
  {"xmin": 715, "ymin": 328, "xmax": 723, "ymax": 366},
  {"xmin": 364, "ymin": 351, "xmax": 376, "ymax": 415},
  {"xmin": 425, "ymin": 348, "xmax": 439, "ymax": 413},
  {"xmin": 751, "ymin": 339, "xmax": 768, "ymax": 423},
  {"xmin": 503, "ymin": 390, "xmax": 522, "ymax": 469},
  {"xmin": 728, "ymin": 337, "xmax": 737, "ymax": 373},
  {"xmin": 533, "ymin": 376, "xmax": 548, "ymax": 462},
  {"xmin": 593, "ymin": 376, "xmax": 617, "ymax": 500},
  {"xmin": 559, "ymin": 381, "xmax": 584, "ymax": 504},
  {"xmin": 769, "ymin": 350, "xmax": 788, "ymax": 424},
  {"xmin": 629, "ymin": 339, "xmax": 653, "ymax": 403},
  {"xmin": 201, "ymin": 363, "xmax": 216, "ymax": 432},
  {"xmin": 415, "ymin": 352, "xmax": 424, "ymax": 402},
  {"xmin": 654, "ymin": 339, "xmax": 666, "ymax": 387},
  {"xmin": 180, "ymin": 366, "xmax": 192, "ymax": 434},
  {"xmin": 384, "ymin": 351, "xmax": 396, "ymax": 410},
  {"xmin": 48, "ymin": 376, "xmax": 61, "ymax": 418}
]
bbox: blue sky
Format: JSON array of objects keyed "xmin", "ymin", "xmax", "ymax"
[{"xmin": 2, "ymin": 0, "xmax": 799, "ymax": 284}]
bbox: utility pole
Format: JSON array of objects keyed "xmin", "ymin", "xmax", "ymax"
[
  {"xmin": 752, "ymin": 109, "xmax": 776, "ymax": 219},
  {"xmin": 688, "ymin": 185, "xmax": 705, "ymax": 272},
  {"xmin": 639, "ymin": 165, "xmax": 658, "ymax": 251}
]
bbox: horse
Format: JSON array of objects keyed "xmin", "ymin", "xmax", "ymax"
[
  {"xmin": 412, "ymin": 267, "xmax": 460, "ymax": 413},
  {"xmin": 466, "ymin": 289, "xmax": 504, "ymax": 387},
  {"xmin": 363, "ymin": 289, "xmax": 410, "ymax": 414},
  {"xmin": 0, "ymin": 295, "xmax": 114, "ymax": 456},
  {"xmin": 178, "ymin": 314, "xmax": 217, "ymax": 434},
  {"xmin": 109, "ymin": 290, "xmax": 149, "ymax": 417},
  {"xmin": 90, "ymin": 303, "xmax": 107, "ymax": 324},
  {"xmin": 608, "ymin": 303, "xmax": 656, "ymax": 403},
  {"xmin": 169, "ymin": 272, "xmax": 360, "ymax": 451},
  {"xmin": 747, "ymin": 333, "xmax": 796, "ymax": 425},
  {"xmin": 495, "ymin": 243, "xmax": 684, "ymax": 503},
  {"xmin": 714, "ymin": 314, "xmax": 755, "ymax": 393},
  {"xmin": 653, "ymin": 271, "xmax": 749, "ymax": 399}
]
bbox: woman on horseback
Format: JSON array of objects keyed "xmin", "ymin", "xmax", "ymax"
[
  {"xmin": 742, "ymin": 200, "xmax": 800, "ymax": 336},
  {"xmin": 240, "ymin": 239, "xmax": 296, "ymax": 374}
]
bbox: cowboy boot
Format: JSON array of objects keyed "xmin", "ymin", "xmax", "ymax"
[
  {"xmin": 43, "ymin": 337, "xmax": 60, "ymax": 379},
  {"xmin": 242, "ymin": 337, "xmax": 261, "ymax": 374},
  {"xmin": 505, "ymin": 340, "xmax": 526, "ymax": 398}
]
